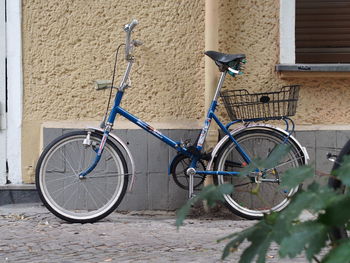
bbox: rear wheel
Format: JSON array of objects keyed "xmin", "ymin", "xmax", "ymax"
[
  {"xmin": 214, "ymin": 127, "xmax": 305, "ymax": 219},
  {"xmin": 36, "ymin": 131, "xmax": 128, "ymax": 223}
]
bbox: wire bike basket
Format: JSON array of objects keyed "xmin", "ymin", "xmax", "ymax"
[{"xmin": 220, "ymin": 85, "xmax": 300, "ymax": 120}]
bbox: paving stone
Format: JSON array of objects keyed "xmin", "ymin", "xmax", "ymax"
[{"xmin": 0, "ymin": 203, "xmax": 319, "ymax": 262}]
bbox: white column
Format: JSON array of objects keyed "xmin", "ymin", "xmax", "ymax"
[
  {"xmin": 280, "ymin": 0, "xmax": 295, "ymax": 64},
  {"xmin": 6, "ymin": 0, "xmax": 22, "ymax": 184},
  {"xmin": 0, "ymin": 0, "xmax": 7, "ymax": 184}
]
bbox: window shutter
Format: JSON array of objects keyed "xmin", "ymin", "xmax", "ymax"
[{"xmin": 296, "ymin": 0, "xmax": 350, "ymax": 63}]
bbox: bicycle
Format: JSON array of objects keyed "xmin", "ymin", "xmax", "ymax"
[{"xmin": 35, "ymin": 19, "xmax": 309, "ymax": 223}]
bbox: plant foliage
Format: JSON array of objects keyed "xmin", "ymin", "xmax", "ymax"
[{"xmin": 176, "ymin": 146, "xmax": 350, "ymax": 262}]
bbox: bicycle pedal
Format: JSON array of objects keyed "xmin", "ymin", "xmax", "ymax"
[{"xmin": 326, "ymin": 152, "xmax": 337, "ymax": 162}]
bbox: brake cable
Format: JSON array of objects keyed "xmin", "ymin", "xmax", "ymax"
[{"xmin": 101, "ymin": 43, "xmax": 125, "ymax": 128}]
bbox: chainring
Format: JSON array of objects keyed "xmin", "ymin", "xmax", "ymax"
[{"xmin": 170, "ymin": 154, "xmax": 206, "ymax": 190}]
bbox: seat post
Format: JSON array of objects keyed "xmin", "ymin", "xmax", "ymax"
[{"xmin": 212, "ymin": 71, "xmax": 227, "ymax": 102}]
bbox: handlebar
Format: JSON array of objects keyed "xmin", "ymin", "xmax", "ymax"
[
  {"xmin": 117, "ymin": 19, "xmax": 141, "ymax": 91},
  {"xmin": 124, "ymin": 19, "xmax": 141, "ymax": 60}
]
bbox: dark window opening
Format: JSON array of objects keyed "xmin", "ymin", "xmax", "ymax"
[{"xmin": 296, "ymin": 0, "xmax": 350, "ymax": 63}]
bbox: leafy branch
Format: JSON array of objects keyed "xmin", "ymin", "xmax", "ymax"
[{"xmin": 176, "ymin": 145, "xmax": 350, "ymax": 262}]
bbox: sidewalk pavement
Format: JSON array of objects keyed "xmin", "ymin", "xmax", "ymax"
[{"xmin": 0, "ymin": 203, "xmax": 311, "ymax": 263}]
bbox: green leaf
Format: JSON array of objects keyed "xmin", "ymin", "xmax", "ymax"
[
  {"xmin": 175, "ymin": 196, "xmax": 198, "ymax": 229},
  {"xmin": 220, "ymin": 220, "xmax": 274, "ymax": 262},
  {"xmin": 318, "ymin": 194, "xmax": 350, "ymax": 227},
  {"xmin": 264, "ymin": 212, "xmax": 279, "ymax": 225},
  {"xmin": 322, "ymin": 240, "xmax": 350, "ymax": 263},
  {"xmin": 175, "ymin": 147, "xmax": 350, "ymax": 263},
  {"xmin": 279, "ymin": 222, "xmax": 328, "ymax": 261},
  {"xmin": 220, "ymin": 225, "xmax": 258, "ymax": 259},
  {"xmin": 305, "ymin": 183, "xmax": 341, "ymax": 212},
  {"xmin": 263, "ymin": 144, "xmax": 292, "ymax": 169},
  {"xmin": 203, "ymin": 183, "xmax": 233, "ymax": 207},
  {"xmin": 333, "ymin": 155, "xmax": 350, "ymax": 187},
  {"xmin": 240, "ymin": 222, "xmax": 273, "ymax": 263},
  {"xmin": 274, "ymin": 184, "xmax": 338, "ymax": 229},
  {"xmin": 176, "ymin": 184, "xmax": 233, "ymax": 228},
  {"xmin": 272, "ymin": 189, "xmax": 329, "ymax": 243},
  {"xmin": 239, "ymin": 144, "xmax": 292, "ymax": 178},
  {"xmin": 279, "ymin": 165, "xmax": 314, "ymax": 189},
  {"xmin": 275, "ymin": 191, "xmax": 314, "ymax": 224},
  {"xmin": 305, "ymin": 225, "xmax": 329, "ymax": 261}
]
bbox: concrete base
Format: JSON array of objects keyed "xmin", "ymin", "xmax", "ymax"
[
  {"xmin": 0, "ymin": 184, "xmax": 40, "ymax": 206},
  {"xmin": 2, "ymin": 128, "xmax": 349, "ymax": 208}
]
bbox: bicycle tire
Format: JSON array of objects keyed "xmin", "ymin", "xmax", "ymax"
[
  {"xmin": 214, "ymin": 127, "xmax": 305, "ymax": 220},
  {"xmin": 36, "ymin": 130, "xmax": 128, "ymax": 223},
  {"xmin": 328, "ymin": 139, "xmax": 350, "ymax": 241}
]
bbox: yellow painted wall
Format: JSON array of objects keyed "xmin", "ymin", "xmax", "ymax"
[
  {"xmin": 218, "ymin": 0, "xmax": 350, "ymax": 125},
  {"xmin": 22, "ymin": 0, "xmax": 205, "ymax": 122},
  {"xmin": 21, "ymin": 0, "xmax": 205, "ymax": 182},
  {"xmin": 21, "ymin": 0, "xmax": 350, "ymax": 183}
]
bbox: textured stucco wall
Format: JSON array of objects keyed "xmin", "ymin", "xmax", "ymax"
[
  {"xmin": 22, "ymin": 0, "xmax": 205, "ymax": 122},
  {"xmin": 21, "ymin": 0, "xmax": 350, "ymax": 183},
  {"xmin": 21, "ymin": 0, "xmax": 205, "ymax": 182},
  {"xmin": 218, "ymin": 0, "xmax": 350, "ymax": 125}
]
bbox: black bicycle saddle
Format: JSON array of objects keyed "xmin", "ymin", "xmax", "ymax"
[{"xmin": 205, "ymin": 51, "xmax": 246, "ymax": 65}]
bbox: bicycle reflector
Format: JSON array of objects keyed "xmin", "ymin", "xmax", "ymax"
[{"xmin": 228, "ymin": 59, "xmax": 246, "ymax": 77}]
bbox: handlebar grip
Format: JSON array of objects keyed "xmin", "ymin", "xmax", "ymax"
[
  {"xmin": 129, "ymin": 19, "xmax": 138, "ymax": 31},
  {"xmin": 125, "ymin": 19, "xmax": 138, "ymax": 32}
]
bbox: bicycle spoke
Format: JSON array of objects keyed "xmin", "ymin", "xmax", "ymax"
[
  {"xmin": 85, "ymin": 181, "xmax": 110, "ymax": 205},
  {"xmin": 272, "ymin": 155, "xmax": 304, "ymax": 170},
  {"xmin": 74, "ymin": 184, "xmax": 82, "ymax": 211},
  {"xmin": 63, "ymin": 185, "xmax": 80, "ymax": 209},
  {"xmin": 46, "ymin": 173, "xmax": 77, "ymax": 183},
  {"xmin": 77, "ymin": 141, "xmax": 87, "ymax": 172},
  {"xmin": 233, "ymin": 182, "xmax": 253, "ymax": 188},
  {"xmin": 81, "ymin": 182, "xmax": 100, "ymax": 210},
  {"xmin": 45, "ymin": 162, "xmax": 66, "ymax": 172},
  {"xmin": 58, "ymin": 150, "xmax": 78, "ymax": 176},
  {"xmin": 84, "ymin": 172, "xmax": 129, "ymax": 179},
  {"xmin": 49, "ymin": 180, "xmax": 80, "ymax": 198}
]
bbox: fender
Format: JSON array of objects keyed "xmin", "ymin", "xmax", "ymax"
[
  {"xmin": 86, "ymin": 127, "xmax": 136, "ymax": 191},
  {"xmin": 206, "ymin": 124, "xmax": 309, "ymax": 171}
]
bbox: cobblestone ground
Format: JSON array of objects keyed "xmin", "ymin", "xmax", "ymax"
[{"xmin": 0, "ymin": 203, "xmax": 313, "ymax": 263}]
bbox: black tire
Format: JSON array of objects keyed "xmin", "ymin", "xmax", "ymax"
[
  {"xmin": 214, "ymin": 127, "xmax": 305, "ymax": 220},
  {"xmin": 328, "ymin": 140, "xmax": 350, "ymax": 241},
  {"xmin": 170, "ymin": 154, "xmax": 206, "ymax": 190},
  {"xmin": 36, "ymin": 131, "xmax": 128, "ymax": 223}
]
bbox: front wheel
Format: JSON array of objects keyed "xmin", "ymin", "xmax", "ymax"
[
  {"xmin": 214, "ymin": 127, "xmax": 305, "ymax": 220},
  {"xmin": 36, "ymin": 131, "xmax": 128, "ymax": 223}
]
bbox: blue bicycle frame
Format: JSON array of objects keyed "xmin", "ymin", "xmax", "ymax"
[
  {"xmin": 78, "ymin": 24, "xmax": 296, "ymax": 195},
  {"xmin": 78, "ymin": 66, "xmax": 257, "ymax": 178}
]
